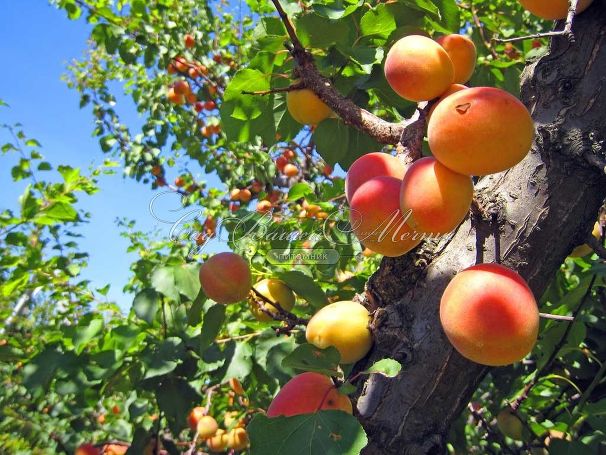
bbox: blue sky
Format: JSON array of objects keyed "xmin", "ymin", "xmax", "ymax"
[{"xmin": 0, "ymin": 2, "xmax": 222, "ymax": 310}]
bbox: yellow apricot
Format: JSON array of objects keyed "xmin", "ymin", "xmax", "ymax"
[
  {"xmin": 287, "ymin": 88, "xmax": 332, "ymax": 125},
  {"xmin": 249, "ymin": 279, "xmax": 296, "ymax": 322},
  {"xmin": 436, "ymin": 34, "xmax": 477, "ymax": 84},
  {"xmin": 519, "ymin": 0, "xmax": 594, "ymax": 20}
]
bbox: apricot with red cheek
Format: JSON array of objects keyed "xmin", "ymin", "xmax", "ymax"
[
  {"xmin": 345, "ymin": 152, "xmax": 406, "ymax": 202},
  {"xmin": 198, "ymin": 252, "xmax": 252, "ymax": 304}
]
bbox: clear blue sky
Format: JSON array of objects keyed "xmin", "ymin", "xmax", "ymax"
[{"xmin": 0, "ymin": 2, "xmax": 222, "ymax": 310}]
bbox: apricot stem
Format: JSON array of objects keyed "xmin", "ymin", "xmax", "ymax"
[
  {"xmin": 539, "ymin": 313, "xmax": 574, "ymax": 321},
  {"xmin": 250, "ymin": 286, "xmax": 309, "ymax": 326},
  {"xmin": 241, "ymin": 82, "xmax": 304, "ymax": 96}
]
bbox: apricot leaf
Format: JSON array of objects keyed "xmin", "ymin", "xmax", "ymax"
[
  {"xmin": 132, "ymin": 288, "xmax": 160, "ymax": 324},
  {"xmin": 248, "ymin": 410, "xmax": 367, "ymax": 455},
  {"xmin": 282, "ymin": 343, "xmax": 341, "ymax": 376},
  {"xmin": 278, "ymin": 270, "xmax": 328, "ymax": 308},
  {"xmin": 364, "ymin": 358, "xmax": 402, "ymax": 378}
]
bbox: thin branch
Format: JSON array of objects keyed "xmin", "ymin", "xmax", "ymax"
[
  {"xmin": 242, "ymin": 82, "xmax": 303, "ymax": 96},
  {"xmin": 469, "ymin": 1, "xmax": 499, "ymax": 59},
  {"xmin": 494, "ymin": 0, "xmax": 578, "ymax": 44},
  {"xmin": 539, "ymin": 312, "xmax": 575, "ymax": 321},
  {"xmin": 250, "ymin": 286, "xmax": 309, "ymax": 327}
]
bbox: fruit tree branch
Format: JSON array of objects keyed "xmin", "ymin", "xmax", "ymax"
[{"xmin": 269, "ymin": 0, "xmax": 406, "ymax": 145}]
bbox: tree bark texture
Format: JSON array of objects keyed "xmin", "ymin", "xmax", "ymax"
[{"xmin": 356, "ymin": 2, "xmax": 606, "ymax": 453}]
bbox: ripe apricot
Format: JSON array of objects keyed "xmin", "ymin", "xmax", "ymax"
[
  {"xmin": 282, "ymin": 149, "xmax": 296, "ymax": 160},
  {"xmin": 226, "ymin": 427, "xmax": 249, "ymax": 451},
  {"xmin": 497, "ymin": 409, "xmax": 525, "ymax": 441},
  {"xmin": 428, "ymin": 84, "xmax": 467, "ymax": 119},
  {"xmin": 230, "ymin": 189, "xmax": 241, "ymax": 201},
  {"xmin": 198, "ymin": 252, "xmax": 252, "ymax": 304},
  {"xmin": 267, "ymin": 372, "xmax": 352, "ymax": 417},
  {"xmin": 249, "ymin": 278, "xmax": 296, "ymax": 322},
  {"xmin": 275, "ymin": 155, "xmax": 288, "ymax": 171},
  {"xmin": 194, "ymin": 101, "xmax": 204, "ymax": 112},
  {"xmin": 204, "ymin": 100, "xmax": 217, "ymax": 110},
  {"xmin": 207, "ymin": 429, "xmax": 228, "ymax": 452},
  {"xmin": 103, "ymin": 444, "xmax": 128, "ymax": 455},
  {"xmin": 282, "ymin": 163, "xmax": 299, "ymax": 177},
  {"xmin": 173, "ymin": 80, "xmax": 190, "ymax": 95},
  {"xmin": 188, "ymin": 406, "xmax": 206, "ymax": 431},
  {"xmin": 239, "ymin": 188, "xmax": 252, "ymax": 203},
  {"xmin": 436, "ymin": 34, "xmax": 477, "ymax": 84},
  {"xmin": 349, "ymin": 176, "xmax": 423, "ymax": 257},
  {"xmin": 184, "ymin": 34, "xmax": 195, "ymax": 49},
  {"xmin": 570, "ymin": 221, "xmax": 602, "ymax": 257},
  {"xmin": 440, "ymin": 263, "xmax": 539, "ymax": 366},
  {"xmin": 519, "ymin": 0, "xmax": 593, "ymax": 20},
  {"xmin": 306, "ymin": 301, "xmax": 373, "ymax": 364},
  {"xmin": 173, "ymin": 56, "xmax": 189, "ymax": 73},
  {"xmin": 167, "ymin": 87, "xmax": 186, "ymax": 105},
  {"xmin": 400, "ymin": 157, "xmax": 473, "ymax": 235},
  {"xmin": 287, "ymin": 88, "xmax": 332, "ymax": 125},
  {"xmin": 428, "ymin": 87, "xmax": 535, "ymax": 176},
  {"xmin": 345, "ymin": 152, "xmax": 406, "ymax": 202},
  {"xmin": 256, "ymin": 200, "xmax": 272, "ymax": 214},
  {"xmin": 76, "ymin": 443, "xmax": 99, "ymax": 455},
  {"xmin": 384, "ymin": 35, "xmax": 454, "ymax": 102},
  {"xmin": 197, "ymin": 416, "xmax": 219, "ymax": 439},
  {"xmin": 250, "ymin": 180, "xmax": 263, "ymax": 193}
]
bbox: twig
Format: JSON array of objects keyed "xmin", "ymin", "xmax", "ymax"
[
  {"xmin": 539, "ymin": 313, "xmax": 574, "ymax": 321},
  {"xmin": 242, "ymin": 82, "xmax": 303, "ymax": 96},
  {"xmin": 494, "ymin": 0, "xmax": 578, "ymax": 44},
  {"xmin": 469, "ymin": 1, "xmax": 499, "ymax": 59},
  {"xmin": 511, "ymin": 274, "xmax": 597, "ymax": 411},
  {"xmin": 250, "ymin": 286, "xmax": 309, "ymax": 327}
]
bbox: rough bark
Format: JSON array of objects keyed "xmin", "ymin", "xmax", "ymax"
[{"xmin": 356, "ymin": 3, "xmax": 606, "ymax": 454}]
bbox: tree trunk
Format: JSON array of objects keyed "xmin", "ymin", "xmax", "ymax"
[{"xmin": 357, "ymin": 3, "xmax": 606, "ymax": 453}]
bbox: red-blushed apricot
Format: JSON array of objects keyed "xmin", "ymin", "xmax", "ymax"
[
  {"xmin": 282, "ymin": 163, "xmax": 299, "ymax": 177},
  {"xmin": 428, "ymin": 87, "xmax": 535, "ymax": 176},
  {"xmin": 436, "ymin": 35, "xmax": 477, "ymax": 84},
  {"xmin": 75, "ymin": 443, "xmax": 99, "ymax": 455},
  {"xmin": 349, "ymin": 176, "xmax": 423, "ymax": 257},
  {"xmin": 384, "ymin": 35, "xmax": 454, "ymax": 102},
  {"xmin": 173, "ymin": 80, "xmax": 190, "ymax": 95},
  {"xmin": 306, "ymin": 301, "xmax": 373, "ymax": 364},
  {"xmin": 428, "ymin": 84, "xmax": 467, "ymax": 119},
  {"xmin": 188, "ymin": 406, "xmax": 206, "ymax": 431},
  {"xmin": 103, "ymin": 443, "xmax": 128, "ymax": 455},
  {"xmin": 226, "ymin": 427, "xmax": 249, "ymax": 451},
  {"xmin": 345, "ymin": 152, "xmax": 407, "ymax": 202},
  {"xmin": 267, "ymin": 372, "xmax": 352, "ymax": 417},
  {"xmin": 249, "ymin": 278, "xmax": 296, "ymax": 322},
  {"xmin": 207, "ymin": 429, "xmax": 228, "ymax": 452},
  {"xmin": 256, "ymin": 200, "xmax": 272, "ymax": 214},
  {"xmin": 570, "ymin": 221, "xmax": 602, "ymax": 257},
  {"xmin": 282, "ymin": 148, "xmax": 296, "ymax": 160},
  {"xmin": 287, "ymin": 88, "xmax": 332, "ymax": 125},
  {"xmin": 440, "ymin": 263, "xmax": 539, "ymax": 366},
  {"xmin": 519, "ymin": 0, "xmax": 593, "ymax": 20},
  {"xmin": 184, "ymin": 34, "xmax": 195, "ymax": 49},
  {"xmin": 198, "ymin": 252, "xmax": 252, "ymax": 304},
  {"xmin": 197, "ymin": 416, "xmax": 219, "ymax": 439},
  {"xmin": 167, "ymin": 87, "xmax": 186, "ymax": 105},
  {"xmin": 400, "ymin": 157, "xmax": 473, "ymax": 235}
]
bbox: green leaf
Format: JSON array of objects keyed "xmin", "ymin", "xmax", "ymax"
[
  {"xmin": 363, "ymin": 358, "xmax": 402, "ymax": 378},
  {"xmin": 187, "ymin": 290, "xmax": 207, "ymax": 326},
  {"xmin": 23, "ymin": 346, "xmax": 65, "ymax": 393},
  {"xmin": 132, "ymin": 288, "xmax": 160, "ymax": 324},
  {"xmin": 360, "ymin": 4, "xmax": 397, "ymax": 39},
  {"xmin": 433, "ymin": 0, "xmax": 460, "ymax": 32},
  {"xmin": 282, "ymin": 343, "xmax": 341, "ymax": 376},
  {"xmin": 287, "ymin": 183, "xmax": 314, "ymax": 201},
  {"xmin": 277, "ymin": 271, "xmax": 328, "ymax": 308},
  {"xmin": 143, "ymin": 337, "xmax": 185, "ymax": 379},
  {"xmin": 72, "ymin": 317, "xmax": 104, "ymax": 354},
  {"xmin": 312, "ymin": 0, "xmax": 363, "ymax": 19},
  {"xmin": 313, "ymin": 119, "xmax": 380, "ymax": 169},
  {"xmin": 155, "ymin": 377, "xmax": 200, "ymax": 434},
  {"xmin": 338, "ymin": 382, "xmax": 357, "ymax": 395},
  {"xmin": 173, "ymin": 263, "xmax": 201, "ymax": 301},
  {"xmin": 223, "ymin": 69, "xmax": 271, "ymax": 121},
  {"xmin": 151, "ymin": 266, "xmax": 179, "ymax": 301},
  {"xmin": 199, "ymin": 304, "xmax": 226, "ymax": 355},
  {"xmin": 248, "ymin": 411, "xmax": 368, "ymax": 455},
  {"xmin": 296, "ymin": 13, "xmax": 354, "ymax": 48},
  {"xmin": 221, "ymin": 341, "xmax": 254, "ymax": 382},
  {"xmin": 34, "ymin": 201, "xmax": 78, "ymax": 224}
]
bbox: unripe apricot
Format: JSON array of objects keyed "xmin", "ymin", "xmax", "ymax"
[
  {"xmin": 287, "ymin": 88, "xmax": 332, "ymax": 125},
  {"xmin": 519, "ymin": 0, "xmax": 593, "ymax": 20},
  {"xmin": 497, "ymin": 409, "xmax": 525, "ymax": 441},
  {"xmin": 345, "ymin": 152, "xmax": 406, "ymax": 202},
  {"xmin": 197, "ymin": 416, "xmax": 219, "ymax": 439},
  {"xmin": 436, "ymin": 35, "xmax": 477, "ymax": 84},
  {"xmin": 199, "ymin": 252, "xmax": 252, "ymax": 304},
  {"xmin": 428, "ymin": 84, "xmax": 467, "ymax": 120},
  {"xmin": 282, "ymin": 163, "xmax": 299, "ymax": 177},
  {"xmin": 349, "ymin": 176, "xmax": 423, "ymax": 257},
  {"xmin": 440, "ymin": 263, "xmax": 539, "ymax": 366},
  {"xmin": 570, "ymin": 221, "xmax": 601, "ymax": 257},
  {"xmin": 188, "ymin": 406, "xmax": 206, "ymax": 431},
  {"xmin": 226, "ymin": 427, "xmax": 249, "ymax": 451},
  {"xmin": 249, "ymin": 278, "xmax": 296, "ymax": 322},
  {"xmin": 400, "ymin": 157, "xmax": 473, "ymax": 235},
  {"xmin": 256, "ymin": 200, "xmax": 272, "ymax": 214},
  {"xmin": 267, "ymin": 372, "xmax": 352, "ymax": 417},
  {"xmin": 207, "ymin": 429, "xmax": 228, "ymax": 452},
  {"xmin": 384, "ymin": 35, "xmax": 454, "ymax": 102},
  {"xmin": 306, "ymin": 301, "xmax": 373, "ymax": 364},
  {"xmin": 428, "ymin": 87, "xmax": 535, "ymax": 176}
]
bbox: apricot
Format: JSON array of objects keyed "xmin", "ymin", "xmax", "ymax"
[
  {"xmin": 345, "ymin": 152, "xmax": 407, "ymax": 202},
  {"xmin": 239, "ymin": 188, "xmax": 252, "ymax": 203},
  {"xmin": 519, "ymin": 0, "xmax": 593, "ymax": 20},
  {"xmin": 188, "ymin": 406, "xmax": 206, "ymax": 431},
  {"xmin": 173, "ymin": 80, "xmax": 190, "ymax": 95},
  {"xmin": 256, "ymin": 200, "xmax": 272, "ymax": 214},
  {"xmin": 282, "ymin": 149, "xmax": 296, "ymax": 160},
  {"xmin": 103, "ymin": 444, "xmax": 128, "ymax": 455},
  {"xmin": 497, "ymin": 409, "xmax": 525, "ymax": 441},
  {"xmin": 283, "ymin": 163, "xmax": 299, "ymax": 177},
  {"xmin": 436, "ymin": 35, "xmax": 476, "ymax": 84},
  {"xmin": 173, "ymin": 56, "xmax": 189, "ymax": 73},
  {"xmin": 228, "ymin": 378, "xmax": 245, "ymax": 396},
  {"xmin": 197, "ymin": 416, "xmax": 219, "ymax": 439},
  {"xmin": 400, "ymin": 157, "xmax": 473, "ymax": 235},
  {"xmin": 249, "ymin": 278, "xmax": 295, "ymax": 322},
  {"xmin": 569, "ymin": 221, "xmax": 602, "ymax": 257},
  {"xmin": 306, "ymin": 301, "xmax": 373, "ymax": 364},
  {"xmin": 428, "ymin": 87, "xmax": 535, "ymax": 176},
  {"xmin": 230, "ymin": 188, "xmax": 241, "ymax": 201},
  {"xmin": 287, "ymin": 88, "xmax": 332, "ymax": 125},
  {"xmin": 224, "ymin": 411, "xmax": 245, "ymax": 428},
  {"xmin": 349, "ymin": 176, "xmax": 423, "ymax": 257},
  {"xmin": 384, "ymin": 35, "xmax": 454, "ymax": 102},
  {"xmin": 226, "ymin": 427, "xmax": 249, "ymax": 451},
  {"xmin": 267, "ymin": 372, "xmax": 352, "ymax": 417},
  {"xmin": 440, "ymin": 263, "xmax": 539, "ymax": 366},
  {"xmin": 184, "ymin": 34, "xmax": 195, "ymax": 48},
  {"xmin": 207, "ymin": 429, "xmax": 228, "ymax": 452},
  {"xmin": 75, "ymin": 444, "xmax": 99, "ymax": 455},
  {"xmin": 167, "ymin": 87, "xmax": 186, "ymax": 105},
  {"xmin": 198, "ymin": 252, "xmax": 252, "ymax": 304},
  {"xmin": 428, "ymin": 84, "xmax": 467, "ymax": 119}
]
